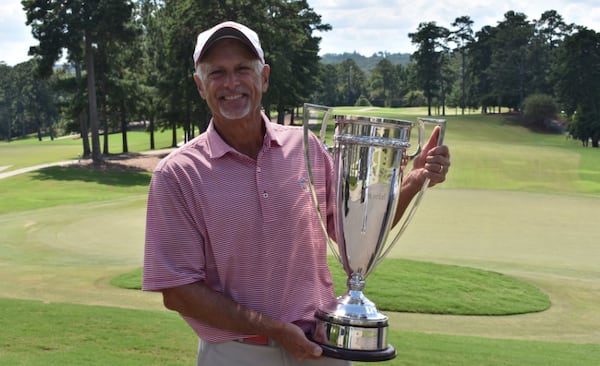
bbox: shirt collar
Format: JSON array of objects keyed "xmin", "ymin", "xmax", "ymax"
[{"xmin": 206, "ymin": 111, "xmax": 282, "ymax": 159}]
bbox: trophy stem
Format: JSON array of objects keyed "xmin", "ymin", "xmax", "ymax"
[{"xmin": 348, "ymin": 272, "xmax": 366, "ymax": 291}]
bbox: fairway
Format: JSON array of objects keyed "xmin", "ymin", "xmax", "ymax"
[{"xmin": 1, "ymin": 188, "xmax": 599, "ymax": 346}]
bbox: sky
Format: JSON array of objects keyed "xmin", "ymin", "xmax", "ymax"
[{"xmin": 1, "ymin": 0, "xmax": 599, "ymax": 66}]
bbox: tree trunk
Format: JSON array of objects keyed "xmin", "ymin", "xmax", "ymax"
[
  {"xmin": 277, "ymin": 105, "xmax": 285, "ymax": 124},
  {"xmin": 101, "ymin": 94, "xmax": 109, "ymax": 155},
  {"xmin": 75, "ymin": 64, "xmax": 91, "ymax": 157},
  {"xmin": 37, "ymin": 122, "xmax": 42, "ymax": 141},
  {"xmin": 171, "ymin": 121, "xmax": 177, "ymax": 147},
  {"xmin": 427, "ymin": 95, "xmax": 432, "ymax": 116},
  {"xmin": 461, "ymin": 50, "xmax": 466, "ymax": 115},
  {"xmin": 121, "ymin": 99, "xmax": 128, "ymax": 153},
  {"xmin": 85, "ymin": 31, "xmax": 102, "ymax": 163},
  {"xmin": 149, "ymin": 116, "xmax": 155, "ymax": 150}
]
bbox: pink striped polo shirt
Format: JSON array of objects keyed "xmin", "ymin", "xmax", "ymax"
[{"xmin": 143, "ymin": 112, "xmax": 337, "ymax": 342}]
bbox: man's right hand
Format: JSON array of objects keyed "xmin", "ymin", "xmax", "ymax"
[{"xmin": 271, "ymin": 322, "xmax": 323, "ymax": 360}]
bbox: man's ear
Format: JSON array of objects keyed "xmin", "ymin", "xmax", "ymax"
[
  {"xmin": 193, "ymin": 73, "xmax": 207, "ymax": 100},
  {"xmin": 261, "ymin": 64, "xmax": 271, "ymax": 93}
]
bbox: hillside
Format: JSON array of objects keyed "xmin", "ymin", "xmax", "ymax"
[{"xmin": 320, "ymin": 51, "xmax": 412, "ymax": 73}]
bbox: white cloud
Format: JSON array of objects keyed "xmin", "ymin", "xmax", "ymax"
[{"xmin": 0, "ymin": 1, "xmax": 37, "ymax": 66}]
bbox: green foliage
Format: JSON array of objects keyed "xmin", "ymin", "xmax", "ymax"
[
  {"xmin": 522, "ymin": 93, "xmax": 559, "ymax": 129},
  {"xmin": 354, "ymin": 94, "xmax": 372, "ymax": 107},
  {"xmin": 22, "ymin": 0, "xmax": 136, "ymax": 161},
  {"xmin": 489, "ymin": 11, "xmax": 535, "ymax": 110},
  {"xmin": 321, "ymin": 52, "xmax": 411, "ymax": 73},
  {"xmin": 555, "ymin": 28, "xmax": 600, "ymax": 146},
  {"xmin": 335, "ymin": 58, "xmax": 367, "ymax": 106},
  {"xmin": 403, "ymin": 90, "xmax": 427, "ymax": 107},
  {"xmin": 408, "ymin": 21, "xmax": 450, "ymax": 115},
  {"xmin": 8, "ymin": 5, "xmax": 600, "ymax": 146},
  {"xmin": 0, "ymin": 60, "xmax": 60, "ymax": 141}
]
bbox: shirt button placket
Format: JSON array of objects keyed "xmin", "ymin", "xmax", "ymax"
[{"xmin": 256, "ymin": 166, "xmax": 268, "ymax": 199}]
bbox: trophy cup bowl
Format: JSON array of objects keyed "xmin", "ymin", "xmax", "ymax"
[{"xmin": 302, "ymin": 104, "xmax": 446, "ymax": 362}]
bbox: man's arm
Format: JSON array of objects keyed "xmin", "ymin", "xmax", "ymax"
[{"xmin": 162, "ymin": 282, "xmax": 323, "ymax": 360}]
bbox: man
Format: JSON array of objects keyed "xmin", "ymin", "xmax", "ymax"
[{"xmin": 143, "ymin": 21, "xmax": 450, "ymax": 366}]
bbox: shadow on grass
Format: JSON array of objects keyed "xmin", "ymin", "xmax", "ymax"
[{"xmin": 31, "ymin": 164, "xmax": 151, "ymax": 187}]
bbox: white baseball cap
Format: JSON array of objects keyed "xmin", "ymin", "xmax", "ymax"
[{"xmin": 193, "ymin": 21, "xmax": 265, "ymax": 66}]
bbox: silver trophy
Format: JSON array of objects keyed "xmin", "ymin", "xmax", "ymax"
[{"xmin": 302, "ymin": 104, "xmax": 446, "ymax": 362}]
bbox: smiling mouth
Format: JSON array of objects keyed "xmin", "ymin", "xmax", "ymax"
[{"xmin": 222, "ymin": 94, "xmax": 244, "ymax": 101}]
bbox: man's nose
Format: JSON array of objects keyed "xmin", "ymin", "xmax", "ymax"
[{"xmin": 223, "ymin": 71, "xmax": 240, "ymax": 88}]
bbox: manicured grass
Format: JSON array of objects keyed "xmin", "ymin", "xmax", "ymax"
[
  {"xmin": 0, "ymin": 129, "xmax": 182, "ymax": 172},
  {"xmin": 391, "ymin": 331, "xmax": 600, "ymax": 366},
  {"xmin": 0, "ymin": 140, "xmax": 81, "ymax": 171},
  {"xmin": 0, "ymin": 166, "xmax": 151, "ymax": 214},
  {"xmin": 1, "ymin": 298, "xmax": 597, "ymax": 366},
  {"xmin": 333, "ymin": 258, "xmax": 550, "ymax": 315},
  {"xmin": 111, "ymin": 267, "xmax": 144, "ymax": 289},
  {"xmin": 113, "ymin": 257, "xmax": 550, "ymax": 316},
  {"xmin": 0, "ymin": 298, "xmax": 197, "ymax": 366}
]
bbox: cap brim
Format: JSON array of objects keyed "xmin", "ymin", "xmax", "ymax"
[{"xmin": 199, "ymin": 27, "xmax": 259, "ymax": 62}]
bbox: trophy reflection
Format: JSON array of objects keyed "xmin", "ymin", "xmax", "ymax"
[{"xmin": 302, "ymin": 104, "xmax": 446, "ymax": 362}]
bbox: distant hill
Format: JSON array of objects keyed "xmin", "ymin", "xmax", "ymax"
[{"xmin": 320, "ymin": 51, "xmax": 412, "ymax": 74}]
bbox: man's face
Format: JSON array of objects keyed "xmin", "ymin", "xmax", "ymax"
[{"xmin": 194, "ymin": 39, "xmax": 270, "ymax": 122}]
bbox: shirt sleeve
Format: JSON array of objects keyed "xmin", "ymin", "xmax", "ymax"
[{"xmin": 142, "ymin": 169, "xmax": 206, "ymax": 291}]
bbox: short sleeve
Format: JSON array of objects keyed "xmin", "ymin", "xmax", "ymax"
[{"xmin": 142, "ymin": 169, "xmax": 206, "ymax": 291}]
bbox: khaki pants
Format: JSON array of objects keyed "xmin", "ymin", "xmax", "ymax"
[{"xmin": 197, "ymin": 340, "xmax": 352, "ymax": 366}]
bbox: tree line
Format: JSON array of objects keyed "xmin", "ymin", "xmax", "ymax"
[{"xmin": 1, "ymin": 1, "xmax": 599, "ymax": 159}]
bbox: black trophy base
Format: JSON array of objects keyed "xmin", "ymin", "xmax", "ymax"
[{"xmin": 320, "ymin": 343, "xmax": 396, "ymax": 362}]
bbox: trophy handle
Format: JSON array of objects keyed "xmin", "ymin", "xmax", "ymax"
[
  {"xmin": 375, "ymin": 117, "xmax": 447, "ymax": 265},
  {"xmin": 302, "ymin": 103, "xmax": 342, "ymax": 263},
  {"xmin": 407, "ymin": 119, "xmax": 425, "ymax": 159},
  {"xmin": 303, "ymin": 103, "xmax": 333, "ymax": 145}
]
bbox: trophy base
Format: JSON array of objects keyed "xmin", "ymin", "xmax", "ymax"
[
  {"xmin": 313, "ymin": 303, "xmax": 397, "ymax": 362},
  {"xmin": 320, "ymin": 343, "xmax": 396, "ymax": 362}
]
